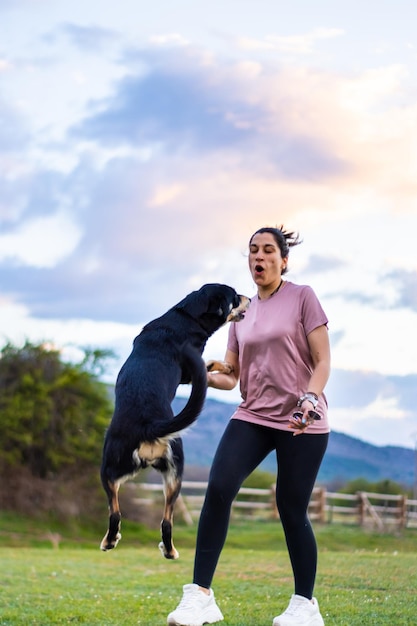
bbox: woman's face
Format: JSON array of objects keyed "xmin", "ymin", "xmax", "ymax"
[{"xmin": 248, "ymin": 232, "xmax": 287, "ymax": 289}]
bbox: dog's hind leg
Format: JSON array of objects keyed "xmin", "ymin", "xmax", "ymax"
[
  {"xmin": 154, "ymin": 437, "xmax": 184, "ymax": 560},
  {"xmin": 159, "ymin": 476, "xmax": 181, "ymax": 560},
  {"xmin": 100, "ymin": 477, "xmax": 122, "ymax": 551}
]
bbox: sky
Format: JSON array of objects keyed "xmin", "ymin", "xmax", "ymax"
[{"xmin": 1, "ymin": 0, "xmax": 417, "ymax": 450}]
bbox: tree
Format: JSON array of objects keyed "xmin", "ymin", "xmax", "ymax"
[
  {"xmin": 0, "ymin": 341, "xmax": 114, "ymax": 478},
  {"xmin": 340, "ymin": 477, "xmax": 405, "ymax": 496}
]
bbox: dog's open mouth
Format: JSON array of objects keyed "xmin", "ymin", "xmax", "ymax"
[
  {"xmin": 227, "ymin": 295, "xmax": 250, "ymax": 322},
  {"xmin": 228, "ymin": 310, "xmax": 245, "ymax": 322},
  {"xmin": 228, "ymin": 309, "xmax": 244, "ymax": 321}
]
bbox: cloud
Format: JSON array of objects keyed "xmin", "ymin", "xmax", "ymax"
[
  {"xmin": 148, "ymin": 34, "xmax": 190, "ymax": 47},
  {"xmin": 388, "ymin": 269, "xmax": 417, "ymax": 311},
  {"xmin": 0, "ymin": 25, "xmax": 417, "ymax": 439},
  {"xmin": 0, "ymin": 211, "xmax": 82, "ymax": 267},
  {"xmin": 303, "ymin": 254, "xmax": 346, "ymax": 274},
  {"xmin": 1, "ymin": 1, "xmax": 417, "ymax": 452},
  {"xmin": 324, "ymin": 369, "xmax": 417, "ymax": 447},
  {"xmin": 72, "ymin": 71, "xmax": 253, "ymax": 150},
  {"xmin": 336, "ymin": 268, "xmax": 417, "ymax": 314},
  {"xmin": 0, "ymin": 98, "xmax": 30, "ymax": 152},
  {"xmin": 52, "ymin": 22, "xmax": 119, "ymax": 51},
  {"xmin": 327, "ymin": 369, "xmax": 417, "ymax": 417},
  {"xmin": 1, "ymin": 43, "xmax": 415, "ymax": 333},
  {"xmin": 69, "ymin": 47, "xmax": 349, "ymax": 181},
  {"xmin": 0, "ymin": 295, "xmax": 139, "ymax": 378},
  {"xmin": 237, "ymin": 28, "xmax": 344, "ymax": 55}
]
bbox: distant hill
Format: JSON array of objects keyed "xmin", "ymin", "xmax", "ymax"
[{"xmin": 172, "ymin": 397, "xmax": 415, "ymax": 487}]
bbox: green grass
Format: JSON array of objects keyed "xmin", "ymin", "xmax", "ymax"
[{"xmin": 0, "ymin": 518, "xmax": 416, "ymax": 624}]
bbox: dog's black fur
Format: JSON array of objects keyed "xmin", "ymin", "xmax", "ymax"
[{"xmin": 100, "ymin": 283, "xmax": 250, "ymax": 558}]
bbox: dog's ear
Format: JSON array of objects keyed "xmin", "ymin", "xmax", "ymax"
[
  {"xmin": 214, "ymin": 290, "xmax": 241, "ymax": 319},
  {"xmin": 176, "ymin": 284, "xmax": 239, "ymax": 324},
  {"xmin": 175, "ymin": 290, "xmax": 210, "ymax": 319},
  {"xmin": 214, "ymin": 299, "xmax": 231, "ymax": 320},
  {"xmin": 201, "ymin": 284, "xmax": 239, "ymax": 322},
  {"xmin": 209, "ymin": 293, "xmax": 237, "ymax": 323}
]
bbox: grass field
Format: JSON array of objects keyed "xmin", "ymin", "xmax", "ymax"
[{"xmin": 1, "ymin": 517, "xmax": 416, "ymax": 625}]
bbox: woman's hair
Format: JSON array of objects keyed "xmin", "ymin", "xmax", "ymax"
[{"xmin": 249, "ymin": 225, "xmax": 302, "ymax": 274}]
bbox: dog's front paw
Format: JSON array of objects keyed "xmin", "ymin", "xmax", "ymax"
[
  {"xmin": 100, "ymin": 532, "xmax": 122, "ymax": 551},
  {"xmin": 206, "ymin": 360, "xmax": 234, "ymax": 374},
  {"xmin": 158, "ymin": 541, "xmax": 179, "ymax": 560}
]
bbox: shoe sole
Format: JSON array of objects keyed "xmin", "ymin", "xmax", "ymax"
[
  {"xmin": 167, "ymin": 607, "xmax": 224, "ymax": 626},
  {"xmin": 272, "ymin": 615, "xmax": 324, "ymax": 626}
]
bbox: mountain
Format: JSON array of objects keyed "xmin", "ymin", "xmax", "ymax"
[{"xmin": 173, "ymin": 397, "xmax": 415, "ymax": 487}]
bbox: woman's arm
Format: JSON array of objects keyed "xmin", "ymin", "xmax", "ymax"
[
  {"xmin": 305, "ymin": 324, "xmax": 331, "ymax": 397},
  {"xmin": 207, "ymin": 349, "xmax": 240, "ymax": 391},
  {"xmin": 290, "ymin": 324, "xmax": 331, "ymax": 434}
]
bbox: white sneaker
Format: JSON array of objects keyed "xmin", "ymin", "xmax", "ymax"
[
  {"xmin": 272, "ymin": 594, "xmax": 324, "ymax": 626},
  {"xmin": 167, "ymin": 583, "xmax": 224, "ymax": 626}
]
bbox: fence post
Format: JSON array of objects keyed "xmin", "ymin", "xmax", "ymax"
[
  {"xmin": 398, "ymin": 495, "xmax": 407, "ymax": 530},
  {"xmin": 175, "ymin": 494, "xmax": 194, "ymax": 526},
  {"xmin": 358, "ymin": 492, "xmax": 365, "ymax": 527},
  {"xmin": 270, "ymin": 484, "xmax": 279, "ymax": 519},
  {"xmin": 318, "ymin": 487, "xmax": 327, "ymax": 523}
]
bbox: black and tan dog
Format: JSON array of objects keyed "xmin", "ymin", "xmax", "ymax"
[{"xmin": 100, "ymin": 283, "xmax": 250, "ymax": 559}]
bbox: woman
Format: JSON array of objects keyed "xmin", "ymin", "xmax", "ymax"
[{"xmin": 167, "ymin": 226, "xmax": 331, "ymax": 626}]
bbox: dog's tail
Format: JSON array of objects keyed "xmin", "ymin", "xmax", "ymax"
[{"xmin": 149, "ymin": 344, "xmax": 208, "ymax": 439}]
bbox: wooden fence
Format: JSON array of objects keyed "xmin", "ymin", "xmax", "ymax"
[{"xmin": 134, "ymin": 482, "xmax": 417, "ymax": 531}]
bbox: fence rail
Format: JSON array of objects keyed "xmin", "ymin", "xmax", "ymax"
[{"xmin": 134, "ymin": 482, "xmax": 417, "ymax": 531}]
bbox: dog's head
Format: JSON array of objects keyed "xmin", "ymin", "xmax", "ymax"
[{"xmin": 176, "ymin": 283, "xmax": 250, "ymax": 335}]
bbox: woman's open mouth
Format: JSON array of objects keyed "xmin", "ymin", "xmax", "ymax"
[{"xmin": 254, "ymin": 264, "xmax": 264, "ymax": 275}]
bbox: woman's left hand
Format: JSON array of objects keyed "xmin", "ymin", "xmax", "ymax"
[{"xmin": 288, "ymin": 404, "xmax": 318, "ymax": 436}]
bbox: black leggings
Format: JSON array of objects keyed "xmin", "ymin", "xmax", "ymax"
[{"xmin": 193, "ymin": 419, "xmax": 329, "ymax": 599}]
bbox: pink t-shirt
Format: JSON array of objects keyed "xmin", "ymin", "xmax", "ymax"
[{"xmin": 227, "ymin": 281, "xmax": 330, "ymax": 434}]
